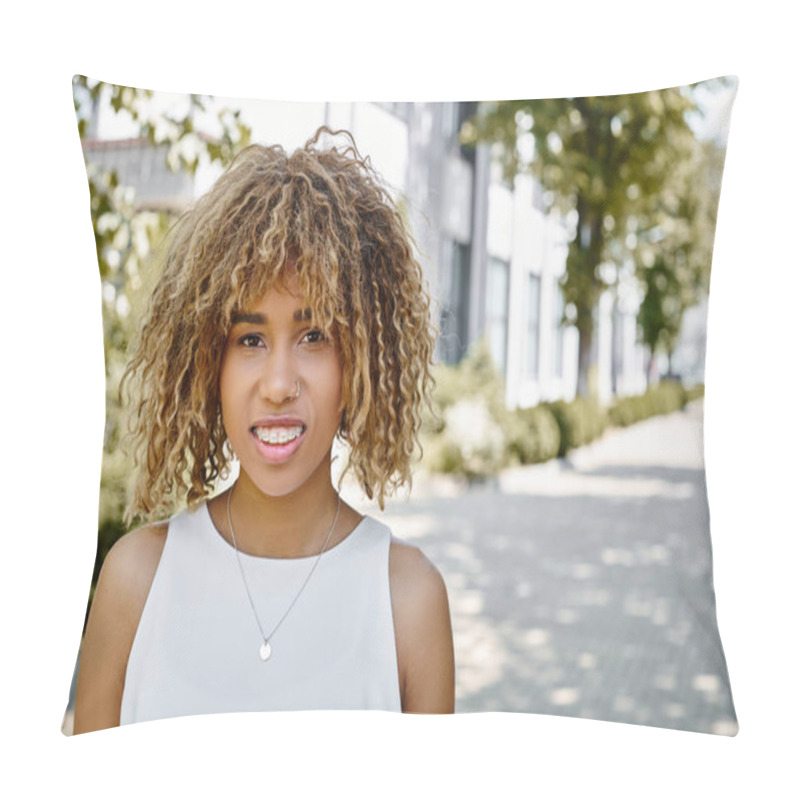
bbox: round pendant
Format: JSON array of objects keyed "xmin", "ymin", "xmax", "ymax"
[{"xmin": 259, "ymin": 641, "xmax": 272, "ymax": 661}]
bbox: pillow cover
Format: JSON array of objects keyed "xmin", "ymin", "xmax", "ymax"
[{"xmin": 65, "ymin": 75, "xmax": 737, "ymax": 735}]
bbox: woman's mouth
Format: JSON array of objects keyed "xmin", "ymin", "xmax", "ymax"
[
  {"xmin": 250, "ymin": 424, "xmax": 306, "ymax": 463},
  {"xmin": 252, "ymin": 425, "xmax": 305, "ymax": 444}
]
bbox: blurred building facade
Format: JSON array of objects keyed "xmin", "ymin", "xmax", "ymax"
[
  {"xmin": 86, "ymin": 97, "xmax": 669, "ymax": 408},
  {"xmin": 82, "ymin": 138, "xmax": 197, "ymax": 211},
  {"xmin": 337, "ymin": 101, "xmax": 650, "ymax": 407}
]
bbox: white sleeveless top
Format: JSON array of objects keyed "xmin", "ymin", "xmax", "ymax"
[{"xmin": 120, "ymin": 504, "xmax": 401, "ymax": 724}]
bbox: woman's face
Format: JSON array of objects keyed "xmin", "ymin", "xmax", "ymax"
[{"xmin": 219, "ymin": 277, "xmax": 343, "ymax": 500}]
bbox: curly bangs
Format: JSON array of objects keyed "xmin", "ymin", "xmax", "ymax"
[{"xmin": 122, "ymin": 127, "xmax": 436, "ymax": 523}]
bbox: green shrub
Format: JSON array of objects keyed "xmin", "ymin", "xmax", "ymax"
[
  {"xmin": 425, "ymin": 396, "xmax": 507, "ymax": 478},
  {"xmin": 421, "ymin": 350, "xmax": 704, "ymax": 476},
  {"xmin": 608, "ymin": 393, "xmax": 649, "ymax": 427},
  {"xmin": 545, "ymin": 397, "xmax": 608, "ymax": 457},
  {"xmin": 421, "ymin": 339, "xmax": 513, "ymax": 478},
  {"xmin": 650, "ymin": 379, "xmax": 686, "ymax": 414},
  {"xmin": 685, "ymin": 383, "xmax": 705, "ymax": 402},
  {"xmin": 608, "ymin": 380, "xmax": 690, "ymax": 427},
  {"xmin": 508, "ymin": 405, "xmax": 561, "ymax": 464}
]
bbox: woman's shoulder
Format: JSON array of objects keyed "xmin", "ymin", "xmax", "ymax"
[
  {"xmin": 73, "ymin": 520, "xmax": 170, "ymax": 734},
  {"xmin": 388, "ymin": 536, "xmax": 450, "ymax": 633},
  {"xmin": 104, "ymin": 521, "xmax": 169, "ymax": 572},
  {"xmin": 388, "ymin": 536, "xmax": 446, "ymax": 595},
  {"xmin": 89, "ymin": 521, "xmax": 170, "ymax": 664},
  {"xmin": 388, "ymin": 535, "xmax": 455, "ymax": 713},
  {"xmin": 98, "ymin": 521, "xmax": 170, "ymax": 610}
]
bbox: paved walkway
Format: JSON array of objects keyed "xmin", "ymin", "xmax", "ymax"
[{"xmin": 357, "ymin": 400, "xmax": 738, "ymax": 734}]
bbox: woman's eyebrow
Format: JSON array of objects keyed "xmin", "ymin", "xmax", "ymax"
[
  {"xmin": 231, "ymin": 312, "xmax": 265, "ymax": 325},
  {"xmin": 230, "ymin": 309, "xmax": 312, "ymax": 325}
]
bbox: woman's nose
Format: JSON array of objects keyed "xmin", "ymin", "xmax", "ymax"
[{"xmin": 259, "ymin": 351, "xmax": 299, "ymax": 405}]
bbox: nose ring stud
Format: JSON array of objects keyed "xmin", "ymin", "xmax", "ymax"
[{"xmin": 292, "ymin": 381, "xmax": 301, "ymax": 400}]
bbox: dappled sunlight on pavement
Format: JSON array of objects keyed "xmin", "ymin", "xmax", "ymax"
[{"xmin": 346, "ymin": 401, "xmax": 738, "ymax": 735}]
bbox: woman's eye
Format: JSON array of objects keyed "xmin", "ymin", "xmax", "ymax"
[
  {"xmin": 238, "ymin": 333, "xmax": 263, "ymax": 348},
  {"xmin": 302, "ymin": 329, "xmax": 326, "ymax": 345}
]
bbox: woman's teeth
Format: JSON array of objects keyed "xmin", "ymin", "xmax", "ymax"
[{"xmin": 253, "ymin": 426, "xmax": 304, "ymax": 445}]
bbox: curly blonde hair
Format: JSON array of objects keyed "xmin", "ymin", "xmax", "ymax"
[{"xmin": 122, "ymin": 127, "xmax": 436, "ymax": 523}]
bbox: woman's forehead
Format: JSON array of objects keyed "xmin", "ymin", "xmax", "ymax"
[
  {"xmin": 234, "ymin": 275, "xmax": 339, "ymax": 326},
  {"xmin": 242, "ymin": 270, "xmax": 308, "ymax": 305},
  {"xmin": 238, "ymin": 282, "xmax": 305, "ymax": 312},
  {"xmin": 231, "ymin": 256, "xmax": 341, "ymax": 324}
]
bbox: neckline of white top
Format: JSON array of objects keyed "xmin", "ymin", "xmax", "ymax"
[{"xmin": 199, "ymin": 501, "xmax": 370, "ymax": 565}]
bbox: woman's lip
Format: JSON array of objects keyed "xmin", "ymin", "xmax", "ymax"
[
  {"xmin": 250, "ymin": 415, "xmax": 305, "ymax": 428},
  {"xmin": 250, "ymin": 425, "xmax": 306, "ymax": 464}
]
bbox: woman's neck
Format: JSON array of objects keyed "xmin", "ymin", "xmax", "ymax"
[
  {"xmin": 205, "ymin": 449, "xmax": 364, "ymax": 559},
  {"xmin": 227, "ymin": 475, "xmax": 341, "ymax": 558}
]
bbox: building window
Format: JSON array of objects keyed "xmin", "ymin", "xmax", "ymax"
[
  {"xmin": 438, "ymin": 240, "xmax": 471, "ymax": 365},
  {"xmin": 526, "ymin": 273, "xmax": 541, "ymax": 379},
  {"xmin": 441, "ymin": 102, "xmax": 477, "ymax": 161},
  {"xmin": 553, "ymin": 281, "xmax": 565, "ymax": 378},
  {"xmin": 441, "ymin": 103, "xmax": 460, "ymax": 143},
  {"xmin": 486, "ymin": 257, "xmax": 510, "ymax": 374}
]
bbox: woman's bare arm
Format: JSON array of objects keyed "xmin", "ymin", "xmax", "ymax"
[
  {"xmin": 72, "ymin": 524, "xmax": 167, "ymax": 735},
  {"xmin": 389, "ymin": 539, "xmax": 455, "ymax": 713}
]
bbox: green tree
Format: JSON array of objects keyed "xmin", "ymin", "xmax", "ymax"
[
  {"xmin": 643, "ymin": 134, "xmax": 728, "ymax": 378},
  {"xmin": 638, "ymin": 255, "xmax": 683, "ymax": 376},
  {"xmin": 461, "ymin": 86, "xmax": 706, "ymax": 397},
  {"xmin": 633, "ymin": 135, "xmax": 728, "ymax": 378},
  {"xmin": 73, "ymin": 76, "xmax": 251, "ymax": 596}
]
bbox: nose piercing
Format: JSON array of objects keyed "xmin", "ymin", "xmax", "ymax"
[{"xmin": 292, "ymin": 381, "xmax": 301, "ymax": 400}]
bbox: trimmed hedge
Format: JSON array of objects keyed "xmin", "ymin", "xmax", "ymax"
[
  {"xmin": 421, "ymin": 359, "xmax": 705, "ymax": 476},
  {"xmin": 544, "ymin": 397, "xmax": 609, "ymax": 457},
  {"xmin": 507, "ymin": 405, "xmax": 561, "ymax": 465},
  {"xmin": 608, "ymin": 380, "xmax": 690, "ymax": 428},
  {"xmin": 420, "ymin": 339, "xmax": 512, "ymax": 478},
  {"xmin": 685, "ymin": 383, "xmax": 705, "ymax": 402}
]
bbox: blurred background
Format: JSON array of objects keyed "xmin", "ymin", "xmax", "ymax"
[{"xmin": 65, "ymin": 76, "xmax": 738, "ymax": 735}]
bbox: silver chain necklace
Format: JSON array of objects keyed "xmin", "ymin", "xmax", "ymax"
[{"xmin": 226, "ymin": 486, "xmax": 342, "ymax": 662}]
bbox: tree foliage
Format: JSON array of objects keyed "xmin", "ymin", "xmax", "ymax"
[
  {"xmin": 634, "ymin": 136, "xmax": 727, "ymax": 373},
  {"xmin": 460, "ymin": 81, "xmax": 730, "ymax": 396}
]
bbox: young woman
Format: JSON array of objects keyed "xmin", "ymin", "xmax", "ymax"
[{"xmin": 73, "ymin": 129, "xmax": 455, "ymax": 733}]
